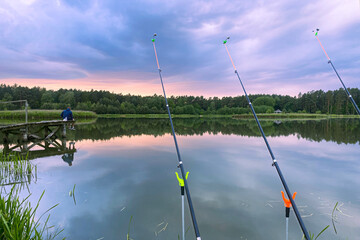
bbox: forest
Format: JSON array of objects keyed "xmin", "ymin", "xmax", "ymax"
[{"xmin": 0, "ymin": 84, "xmax": 359, "ymax": 115}]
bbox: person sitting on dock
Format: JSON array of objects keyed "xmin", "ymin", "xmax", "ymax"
[{"xmin": 61, "ymin": 106, "xmax": 75, "ymax": 130}]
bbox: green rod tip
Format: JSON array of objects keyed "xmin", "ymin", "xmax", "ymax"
[
  {"xmin": 223, "ymin": 40, "xmax": 227, "ymax": 44},
  {"xmin": 315, "ymin": 32, "xmax": 318, "ymax": 36},
  {"xmin": 151, "ymin": 39, "xmax": 155, "ymax": 42}
]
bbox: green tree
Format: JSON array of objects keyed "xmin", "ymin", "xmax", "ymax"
[
  {"xmin": 2, "ymin": 92, "xmax": 13, "ymax": 101},
  {"xmin": 59, "ymin": 91, "xmax": 75, "ymax": 107},
  {"xmin": 41, "ymin": 91, "xmax": 54, "ymax": 108},
  {"xmin": 253, "ymin": 96, "xmax": 275, "ymax": 107}
]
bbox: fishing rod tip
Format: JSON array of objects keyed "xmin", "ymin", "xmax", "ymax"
[
  {"xmin": 152, "ymin": 33, "xmax": 157, "ymax": 42},
  {"xmin": 312, "ymin": 28, "xmax": 319, "ymax": 36},
  {"xmin": 223, "ymin": 36, "xmax": 230, "ymax": 44}
]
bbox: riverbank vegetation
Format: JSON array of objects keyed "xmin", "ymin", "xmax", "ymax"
[
  {"xmin": 0, "ymin": 186, "xmax": 63, "ymax": 240},
  {"xmin": 0, "ymin": 110, "xmax": 358, "ymax": 121},
  {"xmin": 98, "ymin": 114, "xmax": 234, "ymax": 118},
  {"xmin": 0, "ymin": 153, "xmax": 64, "ymax": 239},
  {"xmin": 1, "ymin": 84, "xmax": 359, "ymax": 116},
  {"xmin": 233, "ymin": 113, "xmax": 359, "ymax": 119},
  {"xmin": 0, "ymin": 110, "xmax": 97, "ymax": 120},
  {"xmin": 98, "ymin": 113, "xmax": 359, "ymax": 119},
  {"xmin": 0, "ymin": 153, "xmax": 37, "ymax": 187},
  {"xmin": 50, "ymin": 118, "xmax": 360, "ymax": 145}
]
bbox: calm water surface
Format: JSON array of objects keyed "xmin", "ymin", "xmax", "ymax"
[{"xmin": 2, "ymin": 118, "xmax": 360, "ymax": 240}]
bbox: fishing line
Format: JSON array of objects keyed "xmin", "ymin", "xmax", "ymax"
[
  {"xmin": 314, "ymin": 29, "xmax": 360, "ymax": 115},
  {"xmin": 151, "ymin": 34, "xmax": 201, "ymax": 240},
  {"xmin": 223, "ymin": 37, "xmax": 311, "ymax": 240}
]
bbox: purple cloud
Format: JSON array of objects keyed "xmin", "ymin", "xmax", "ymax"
[{"xmin": 0, "ymin": 0, "xmax": 359, "ymax": 96}]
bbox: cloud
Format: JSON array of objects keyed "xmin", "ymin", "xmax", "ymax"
[{"xmin": 0, "ymin": 0, "xmax": 359, "ymax": 96}]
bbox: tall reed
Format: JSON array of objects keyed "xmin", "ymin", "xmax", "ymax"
[
  {"xmin": 0, "ymin": 153, "xmax": 37, "ymax": 187},
  {"xmin": 0, "ymin": 186, "xmax": 64, "ymax": 240},
  {"xmin": 0, "ymin": 153, "xmax": 64, "ymax": 239}
]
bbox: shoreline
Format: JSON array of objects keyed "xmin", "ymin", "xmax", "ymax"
[
  {"xmin": 0, "ymin": 110, "xmax": 358, "ymax": 121},
  {"xmin": 0, "ymin": 110, "xmax": 97, "ymax": 120},
  {"xmin": 98, "ymin": 113, "xmax": 360, "ymax": 120}
]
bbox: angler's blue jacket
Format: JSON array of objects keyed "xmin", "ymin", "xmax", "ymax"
[{"xmin": 61, "ymin": 108, "xmax": 73, "ymax": 120}]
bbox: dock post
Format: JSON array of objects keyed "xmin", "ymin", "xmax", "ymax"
[
  {"xmin": 61, "ymin": 138, "xmax": 67, "ymax": 151},
  {"xmin": 25, "ymin": 100, "xmax": 28, "ymax": 124},
  {"xmin": 45, "ymin": 139, "xmax": 49, "ymax": 149},
  {"xmin": 44, "ymin": 127, "xmax": 48, "ymax": 139},
  {"xmin": 3, "ymin": 132, "xmax": 9, "ymax": 145},
  {"xmin": 22, "ymin": 142, "xmax": 29, "ymax": 152},
  {"xmin": 20, "ymin": 128, "xmax": 28, "ymax": 141},
  {"xmin": 62, "ymin": 124, "xmax": 67, "ymax": 138},
  {"xmin": 3, "ymin": 140, "xmax": 9, "ymax": 153}
]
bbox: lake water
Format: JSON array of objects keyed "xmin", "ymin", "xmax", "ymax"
[{"xmin": 1, "ymin": 118, "xmax": 360, "ymax": 240}]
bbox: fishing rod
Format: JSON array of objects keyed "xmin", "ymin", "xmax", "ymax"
[
  {"xmin": 313, "ymin": 29, "xmax": 360, "ymax": 115},
  {"xmin": 223, "ymin": 37, "xmax": 311, "ymax": 240},
  {"xmin": 151, "ymin": 34, "xmax": 201, "ymax": 240}
]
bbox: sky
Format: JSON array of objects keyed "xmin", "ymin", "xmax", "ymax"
[{"xmin": 0, "ymin": 0, "xmax": 359, "ymax": 97}]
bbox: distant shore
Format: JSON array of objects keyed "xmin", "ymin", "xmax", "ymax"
[
  {"xmin": 0, "ymin": 110, "xmax": 358, "ymax": 121},
  {"xmin": 98, "ymin": 113, "xmax": 359, "ymax": 120},
  {"xmin": 0, "ymin": 110, "xmax": 97, "ymax": 120}
]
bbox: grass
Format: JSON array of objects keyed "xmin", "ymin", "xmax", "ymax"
[
  {"xmin": 304, "ymin": 225, "xmax": 330, "ymax": 240},
  {"xmin": 68, "ymin": 184, "xmax": 76, "ymax": 205},
  {"xmin": 0, "ymin": 110, "xmax": 97, "ymax": 120},
  {"xmin": 233, "ymin": 113, "xmax": 360, "ymax": 120},
  {"xmin": 301, "ymin": 201, "xmax": 350, "ymax": 240},
  {"xmin": 127, "ymin": 216, "xmax": 133, "ymax": 240},
  {"xmin": 98, "ymin": 114, "xmax": 234, "ymax": 119},
  {"xmin": 332, "ymin": 202, "xmax": 338, "ymax": 234},
  {"xmin": 98, "ymin": 113, "xmax": 360, "ymax": 120},
  {"xmin": 0, "ymin": 153, "xmax": 64, "ymax": 240},
  {"xmin": 0, "ymin": 118, "xmax": 96, "ymax": 125},
  {"xmin": 0, "ymin": 153, "xmax": 37, "ymax": 187},
  {"xmin": 0, "ymin": 186, "xmax": 64, "ymax": 240},
  {"xmin": 1, "ymin": 111, "xmax": 357, "ymax": 121}
]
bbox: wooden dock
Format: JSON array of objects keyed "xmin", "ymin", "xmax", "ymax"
[
  {"xmin": 0, "ymin": 120, "xmax": 77, "ymax": 162},
  {"xmin": 0, "ymin": 120, "xmax": 75, "ymax": 143},
  {"xmin": 2, "ymin": 138, "xmax": 77, "ymax": 160}
]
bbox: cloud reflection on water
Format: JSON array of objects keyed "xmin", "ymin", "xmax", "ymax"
[{"xmin": 25, "ymin": 126, "xmax": 360, "ymax": 240}]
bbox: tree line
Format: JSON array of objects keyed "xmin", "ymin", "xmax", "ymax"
[{"xmin": 0, "ymin": 84, "xmax": 359, "ymax": 115}]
